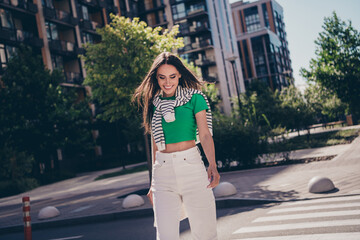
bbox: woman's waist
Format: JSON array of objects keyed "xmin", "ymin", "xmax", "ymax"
[
  {"xmin": 156, "ymin": 145, "xmax": 200, "ymax": 161},
  {"xmin": 160, "ymin": 140, "xmax": 196, "ymax": 153}
]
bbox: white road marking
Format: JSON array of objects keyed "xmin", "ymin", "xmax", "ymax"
[
  {"xmin": 232, "ymin": 219, "xmax": 360, "ymax": 234},
  {"xmin": 254, "ymin": 209, "xmax": 360, "ymax": 222},
  {"xmin": 70, "ymin": 205, "xmax": 93, "ymax": 213},
  {"xmin": 233, "ymin": 232, "xmax": 360, "ymax": 240},
  {"xmin": 268, "ymin": 202, "xmax": 360, "ymax": 214},
  {"xmin": 283, "ymin": 195, "xmax": 360, "ymax": 206},
  {"xmin": 49, "ymin": 236, "xmax": 83, "ymax": 240}
]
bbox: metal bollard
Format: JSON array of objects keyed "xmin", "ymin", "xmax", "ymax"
[{"xmin": 22, "ymin": 196, "xmax": 32, "ymax": 240}]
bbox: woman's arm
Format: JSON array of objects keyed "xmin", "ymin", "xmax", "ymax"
[
  {"xmin": 152, "ymin": 136, "xmax": 157, "ymax": 164},
  {"xmin": 147, "ymin": 136, "xmax": 158, "ymax": 205},
  {"xmin": 195, "ymin": 110, "xmax": 220, "ymax": 188}
]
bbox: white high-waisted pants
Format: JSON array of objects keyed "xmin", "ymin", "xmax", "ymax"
[{"xmin": 151, "ymin": 146, "xmax": 217, "ymax": 240}]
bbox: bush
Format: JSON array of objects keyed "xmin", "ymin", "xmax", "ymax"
[
  {"xmin": 213, "ymin": 115, "xmax": 261, "ymax": 170},
  {"xmin": 0, "ymin": 144, "xmax": 39, "ymax": 197},
  {"xmin": 0, "ymin": 178, "xmax": 38, "ymax": 198}
]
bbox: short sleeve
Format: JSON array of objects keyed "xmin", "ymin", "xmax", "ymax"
[{"xmin": 192, "ymin": 94, "xmax": 209, "ymax": 114}]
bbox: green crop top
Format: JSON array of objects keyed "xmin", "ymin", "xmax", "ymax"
[{"xmin": 153, "ymin": 94, "xmax": 209, "ymax": 144}]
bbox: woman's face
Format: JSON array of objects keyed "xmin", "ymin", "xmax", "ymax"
[{"xmin": 156, "ymin": 64, "xmax": 181, "ymax": 97}]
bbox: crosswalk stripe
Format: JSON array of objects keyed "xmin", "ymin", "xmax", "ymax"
[
  {"xmin": 254, "ymin": 209, "xmax": 360, "ymax": 222},
  {"xmin": 233, "ymin": 232, "xmax": 360, "ymax": 240},
  {"xmin": 268, "ymin": 202, "xmax": 360, "ymax": 214},
  {"xmin": 232, "ymin": 219, "xmax": 360, "ymax": 234},
  {"xmin": 283, "ymin": 195, "xmax": 360, "ymax": 206}
]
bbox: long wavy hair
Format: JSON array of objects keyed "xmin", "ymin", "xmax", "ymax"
[{"xmin": 132, "ymin": 52, "xmax": 202, "ymax": 134}]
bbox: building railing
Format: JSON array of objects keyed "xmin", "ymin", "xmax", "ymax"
[
  {"xmin": 65, "ymin": 71, "xmax": 82, "ymax": 84},
  {"xmin": 195, "ymin": 55, "xmax": 216, "ymax": 66},
  {"xmin": 178, "ymin": 38, "xmax": 213, "ymax": 53},
  {"xmin": 80, "ymin": 19, "xmax": 102, "ymax": 31},
  {"xmin": 187, "ymin": 5, "xmax": 206, "ymax": 16},
  {"xmin": 56, "ymin": 9, "xmax": 70, "ymax": 21},
  {"xmin": 204, "ymin": 73, "xmax": 218, "ymax": 83},
  {"xmin": 0, "ymin": 28, "xmax": 43, "ymax": 47},
  {"xmin": 0, "ymin": 0, "xmax": 38, "ymax": 13},
  {"xmin": 49, "ymin": 40, "xmax": 77, "ymax": 53}
]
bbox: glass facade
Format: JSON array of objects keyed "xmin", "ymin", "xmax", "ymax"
[
  {"xmin": 0, "ymin": 8, "xmax": 14, "ymax": 29},
  {"xmin": 232, "ymin": 0, "xmax": 292, "ymax": 90},
  {"xmin": 244, "ymin": 6, "xmax": 261, "ymax": 33}
]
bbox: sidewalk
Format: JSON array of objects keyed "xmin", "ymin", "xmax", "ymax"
[{"xmin": 1, "ymin": 132, "xmax": 359, "ymax": 234}]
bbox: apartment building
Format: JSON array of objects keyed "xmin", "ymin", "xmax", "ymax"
[
  {"xmin": 231, "ymin": 0, "xmax": 293, "ymax": 90},
  {"xmin": 127, "ymin": 0, "xmax": 246, "ymax": 114},
  {"xmin": 0, "ymin": 0, "xmax": 244, "ymax": 113}
]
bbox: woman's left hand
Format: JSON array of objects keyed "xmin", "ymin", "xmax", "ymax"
[{"xmin": 207, "ymin": 164, "xmax": 220, "ymax": 188}]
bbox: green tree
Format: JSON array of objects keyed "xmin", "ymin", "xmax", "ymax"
[
  {"xmin": 82, "ymin": 15, "xmax": 183, "ymax": 123},
  {"xmin": 304, "ymin": 82, "xmax": 347, "ymax": 123},
  {"xmin": 279, "ymin": 85, "xmax": 314, "ymax": 134},
  {"xmin": 301, "ymin": 12, "xmax": 360, "ymax": 120},
  {"xmin": 238, "ymin": 80, "xmax": 283, "ymax": 132},
  {"xmin": 0, "ymin": 45, "xmax": 93, "ymax": 190},
  {"xmin": 81, "ymin": 15, "xmax": 184, "ymax": 170}
]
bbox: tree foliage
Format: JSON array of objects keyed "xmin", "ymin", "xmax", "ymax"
[
  {"xmin": 81, "ymin": 14, "xmax": 184, "ymax": 123},
  {"xmin": 0, "ymin": 45, "xmax": 93, "ymax": 191},
  {"xmin": 279, "ymin": 85, "xmax": 314, "ymax": 132},
  {"xmin": 304, "ymin": 82, "xmax": 347, "ymax": 122},
  {"xmin": 301, "ymin": 12, "xmax": 360, "ymax": 119}
]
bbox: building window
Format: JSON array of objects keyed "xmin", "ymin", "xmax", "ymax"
[
  {"xmin": 41, "ymin": 0, "xmax": 54, "ymax": 9},
  {"xmin": 0, "ymin": 8, "xmax": 14, "ymax": 29},
  {"xmin": 51, "ymin": 54, "xmax": 63, "ymax": 70},
  {"xmin": 172, "ymin": 3, "xmax": 186, "ymax": 20},
  {"xmin": 45, "ymin": 21, "xmax": 59, "ymax": 40},
  {"xmin": 0, "ymin": 44, "xmax": 17, "ymax": 69},
  {"xmin": 82, "ymin": 32, "xmax": 95, "ymax": 44},
  {"xmin": 81, "ymin": 5, "xmax": 89, "ymax": 20},
  {"xmin": 244, "ymin": 6, "xmax": 261, "ymax": 33},
  {"xmin": 262, "ymin": 4, "xmax": 269, "ymax": 29}
]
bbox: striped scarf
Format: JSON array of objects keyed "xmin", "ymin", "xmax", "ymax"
[{"xmin": 151, "ymin": 85, "xmax": 213, "ymax": 151}]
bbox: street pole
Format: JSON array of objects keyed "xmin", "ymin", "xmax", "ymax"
[{"xmin": 226, "ymin": 56, "xmax": 242, "ymax": 113}]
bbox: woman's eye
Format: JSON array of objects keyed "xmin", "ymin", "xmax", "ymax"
[{"xmin": 170, "ymin": 76, "xmax": 176, "ymax": 79}]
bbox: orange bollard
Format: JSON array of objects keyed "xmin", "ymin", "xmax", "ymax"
[{"xmin": 22, "ymin": 196, "xmax": 32, "ymax": 240}]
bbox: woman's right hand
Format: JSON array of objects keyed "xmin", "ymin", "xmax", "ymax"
[{"xmin": 147, "ymin": 188, "xmax": 153, "ymax": 206}]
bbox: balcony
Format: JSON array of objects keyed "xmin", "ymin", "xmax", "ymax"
[
  {"xmin": 0, "ymin": 0, "xmax": 38, "ymax": 13},
  {"xmin": 65, "ymin": 72, "xmax": 83, "ymax": 85},
  {"xmin": 204, "ymin": 73, "xmax": 218, "ymax": 83},
  {"xmin": 56, "ymin": 10, "xmax": 77, "ymax": 25},
  {"xmin": 0, "ymin": 28, "xmax": 43, "ymax": 47},
  {"xmin": 43, "ymin": 7, "xmax": 56, "ymax": 19},
  {"xmin": 106, "ymin": 4, "xmax": 118, "ymax": 14},
  {"xmin": 178, "ymin": 39, "xmax": 212, "ymax": 53},
  {"xmin": 80, "ymin": 19, "xmax": 102, "ymax": 31},
  {"xmin": 49, "ymin": 40, "xmax": 82, "ymax": 56},
  {"xmin": 16, "ymin": 29, "xmax": 43, "ymax": 47},
  {"xmin": 179, "ymin": 23, "xmax": 210, "ymax": 36},
  {"xmin": 78, "ymin": 0, "xmax": 104, "ymax": 8},
  {"xmin": 195, "ymin": 55, "xmax": 215, "ymax": 67}
]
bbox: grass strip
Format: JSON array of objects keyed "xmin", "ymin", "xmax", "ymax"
[{"xmin": 267, "ymin": 129, "xmax": 359, "ymax": 153}]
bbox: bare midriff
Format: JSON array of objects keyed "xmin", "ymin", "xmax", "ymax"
[{"xmin": 160, "ymin": 140, "xmax": 196, "ymax": 153}]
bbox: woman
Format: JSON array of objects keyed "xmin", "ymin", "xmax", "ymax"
[{"xmin": 133, "ymin": 52, "xmax": 220, "ymax": 240}]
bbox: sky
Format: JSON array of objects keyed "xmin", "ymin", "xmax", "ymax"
[{"xmin": 229, "ymin": 0, "xmax": 360, "ymax": 90}]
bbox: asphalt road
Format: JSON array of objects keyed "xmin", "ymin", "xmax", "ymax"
[{"xmin": 2, "ymin": 194, "xmax": 360, "ymax": 240}]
